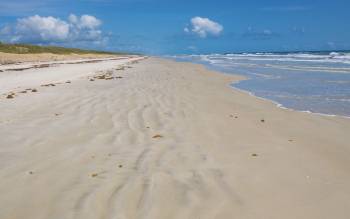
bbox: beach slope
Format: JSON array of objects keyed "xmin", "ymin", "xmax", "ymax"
[{"xmin": 0, "ymin": 58, "xmax": 349, "ymax": 219}]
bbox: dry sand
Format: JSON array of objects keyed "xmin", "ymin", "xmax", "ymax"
[
  {"xmin": 0, "ymin": 52, "xmax": 121, "ymax": 65},
  {"xmin": 0, "ymin": 57, "xmax": 349, "ymax": 219}
]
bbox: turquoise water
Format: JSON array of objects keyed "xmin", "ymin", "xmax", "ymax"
[{"xmin": 172, "ymin": 52, "xmax": 350, "ymax": 117}]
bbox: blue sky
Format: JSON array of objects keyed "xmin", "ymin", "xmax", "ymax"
[{"xmin": 0, "ymin": 0, "xmax": 349, "ymax": 54}]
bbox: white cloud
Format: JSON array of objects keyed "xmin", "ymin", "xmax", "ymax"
[
  {"xmin": 79, "ymin": 15, "xmax": 101, "ymax": 29},
  {"xmin": 15, "ymin": 15, "xmax": 70, "ymax": 42},
  {"xmin": 185, "ymin": 17, "xmax": 223, "ymax": 38},
  {"xmin": 0, "ymin": 14, "xmax": 105, "ymax": 45},
  {"xmin": 68, "ymin": 14, "xmax": 79, "ymax": 24}
]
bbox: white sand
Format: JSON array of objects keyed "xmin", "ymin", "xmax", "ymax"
[
  {"xmin": 0, "ymin": 57, "xmax": 349, "ymax": 219},
  {"xmin": 0, "ymin": 52, "xmax": 122, "ymax": 65},
  {"xmin": 0, "ymin": 56, "xmax": 142, "ymax": 94}
]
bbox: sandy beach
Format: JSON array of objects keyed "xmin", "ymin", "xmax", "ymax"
[
  {"xmin": 0, "ymin": 52, "xmax": 121, "ymax": 65},
  {"xmin": 0, "ymin": 57, "xmax": 349, "ymax": 219}
]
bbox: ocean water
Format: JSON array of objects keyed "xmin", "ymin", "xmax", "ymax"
[{"xmin": 171, "ymin": 52, "xmax": 350, "ymax": 117}]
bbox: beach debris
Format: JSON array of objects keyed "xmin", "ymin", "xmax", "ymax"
[
  {"xmin": 28, "ymin": 171, "xmax": 34, "ymax": 175},
  {"xmin": 6, "ymin": 67, "xmax": 32, "ymax": 71},
  {"xmin": 91, "ymin": 173, "xmax": 98, "ymax": 177},
  {"xmin": 41, "ymin": 83, "xmax": 56, "ymax": 87},
  {"xmin": 152, "ymin": 134, "xmax": 163, "ymax": 139},
  {"xmin": 260, "ymin": 119, "xmax": 265, "ymax": 123},
  {"xmin": 6, "ymin": 64, "xmax": 52, "ymax": 72},
  {"xmin": 90, "ymin": 79, "xmax": 95, "ymax": 81},
  {"xmin": 96, "ymin": 75, "xmax": 106, "ymax": 79},
  {"xmin": 288, "ymin": 139, "xmax": 294, "ymax": 142},
  {"xmin": 34, "ymin": 64, "xmax": 51, "ymax": 69},
  {"xmin": 118, "ymin": 165, "xmax": 123, "ymax": 168},
  {"xmin": 19, "ymin": 90, "xmax": 27, "ymax": 94},
  {"xmin": 54, "ymin": 113, "xmax": 61, "ymax": 116},
  {"xmin": 235, "ymin": 116, "xmax": 238, "ymax": 118},
  {"xmin": 93, "ymin": 73, "xmax": 123, "ymax": 80},
  {"xmin": 146, "ymin": 126, "xmax": 150, "ymax": 129},
  {"xmin": 65, "ymin": 81, "xmax": 71, "ymax": 84},
  {"xmin": 31, "ymin": 89, "xmax": 37, "ymax": 92},
  {"xmin": 251, "ymin": 153, "xmax": 258, "ymax": 157},
  {"xmin": 6, "ymin": 94, "xmax": 14, "ymax": 99}
]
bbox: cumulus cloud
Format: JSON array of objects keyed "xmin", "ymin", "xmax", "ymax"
[
  {"xmin": 14, "ymin": 15, "xmax": 70, "ymax": 42},
  {"xmin": 69, "ymin": 14, "xmax": 101, "ymax": 29},
  {"xmin": 184, "ymin": 17, "xmax": 223, "ymax": 38},
  {"xmin": 0, "ymin": 14, "xmax": 106, "ymax": 45}
]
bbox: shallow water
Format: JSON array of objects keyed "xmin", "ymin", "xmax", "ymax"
[{"xmin": 171, "ymin": 52, "xmax": 350, "ymax": 117}]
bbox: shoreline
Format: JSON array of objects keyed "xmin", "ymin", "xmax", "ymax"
[
  {"xmin": 231, "ymin": 82, "xmax": 350, "ymax": 120},
  {"xmin": 168, "ymin": 57, "xmax": 350, "ymax": 120}
]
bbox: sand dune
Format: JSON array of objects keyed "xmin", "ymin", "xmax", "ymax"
[{"xmin": 0, "ymin": 58, "xmax": 349, "ymax": 219}]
